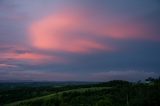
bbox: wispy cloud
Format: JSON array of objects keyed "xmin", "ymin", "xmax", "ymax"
[
  {"xmin": 1, "ymin": 70, "xmax": 157, "ymax": 82},
  {"xmin": 0, "ymin": 70, "xmax": 76, "ymax": 81},
  {"xmin": 0, "ymin": 64, "xmax": 17, "ymax": 68},
  {"xmin": 0, "ymin": 44, "xmax": 65, "ymax": 65}
]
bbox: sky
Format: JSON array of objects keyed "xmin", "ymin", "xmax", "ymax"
[{"xmin": 0, "ymin": 0, "xmax": 160, "ymax": 82}]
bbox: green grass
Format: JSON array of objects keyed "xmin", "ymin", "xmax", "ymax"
[{"xmin": 5, "ymin": 87, "xmax": 109, "ymax": 106}]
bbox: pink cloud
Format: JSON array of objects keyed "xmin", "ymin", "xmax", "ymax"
[
  {"xmin": 1, "ymin": 52, "xmax": 63, "ymax": 64},
  {"xmin": 28, "ymin": 7, "xmax": 160, "ymax": 56},
  {"xmin": 0, "ymin": 45, "xmax": 64, "ymax": 64},
  {"xmin": 0, "ymin": 64, "xmax": 17, "ymax": 68},
  {"xmin": 29, "ymin": 11, "xmax": 115, "ymax": 53},
  {"xmin": 29, "ymin": 9, "xmax": 158, "ymax": 54}
]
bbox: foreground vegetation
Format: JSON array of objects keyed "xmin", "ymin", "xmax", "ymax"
[{"xmin": 0, "ymin": 77, "xmax": 160, "ymax": 106}]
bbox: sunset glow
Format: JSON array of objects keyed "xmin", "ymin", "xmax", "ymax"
[{"xmin": 0, "ymin": 0, "xmax": 160, "ymax": 81}]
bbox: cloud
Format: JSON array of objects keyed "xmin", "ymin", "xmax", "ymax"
[
  {"xmin": 0, "ymin": 70, "xmax": 76, "ymax": 81},
  {"xmin": 29, "ymin": 8, "xmax": 160, "ymax": 54},
  {"xmin": 12, "ymin": 52, "xmax": 62, "ymax": 64},
  {"xmin": 29, "ymin": 10, "xmax": 116, "ymax": 53},
  {"xmin": 90, "ymin": 70, "xmax": 159, "ymax": 81},
  {"xmin": 1, "ymin": 70, "xmax": 158, "ymax": 81},
  {"xmin": 0, "ymin": 64, "xmax": 17, "ymax": 68},
  {"xmin": 0, "ymin": 1, "xmax": 160, "ymax": 81},
  {"xmin": 0, "ymin": 44, "xmax": 64, "ymax": 65}
]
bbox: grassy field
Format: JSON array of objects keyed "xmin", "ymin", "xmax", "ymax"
[
  {"xmin": 1, "ymin": 79, "xmax": 160, "ymax": 106},
  {"xmin": 5, "ymin": 87, "xmax": 109, "ymax": 106}
]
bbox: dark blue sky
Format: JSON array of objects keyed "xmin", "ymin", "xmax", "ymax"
[{"xmin": 0, "ymin": 0, "xmax": 160, "ymax": 81}]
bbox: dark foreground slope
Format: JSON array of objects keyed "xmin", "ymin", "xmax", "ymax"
[
  {"xmin": 3, "ymin": 79, "xmax": 160, "ymax": 106},
  {"xmin": 0, "ymin": 81, "xmax": 96, "ymax": 105}
]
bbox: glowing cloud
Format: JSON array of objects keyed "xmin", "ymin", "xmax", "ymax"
[
  {"xmin": 0, "ymin": 45, "xmax": 64, "ymax": 64},
  {"xmin": 1, "ymin": 52, "xmax": 63, "ymax": 64},
  {"xmin": 29, "ymin": 11, "xmax": 114, "ymax": 53},
  {"xmin": 29, "ymin": 9, "xmax": 157, "ymax": 54}
]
